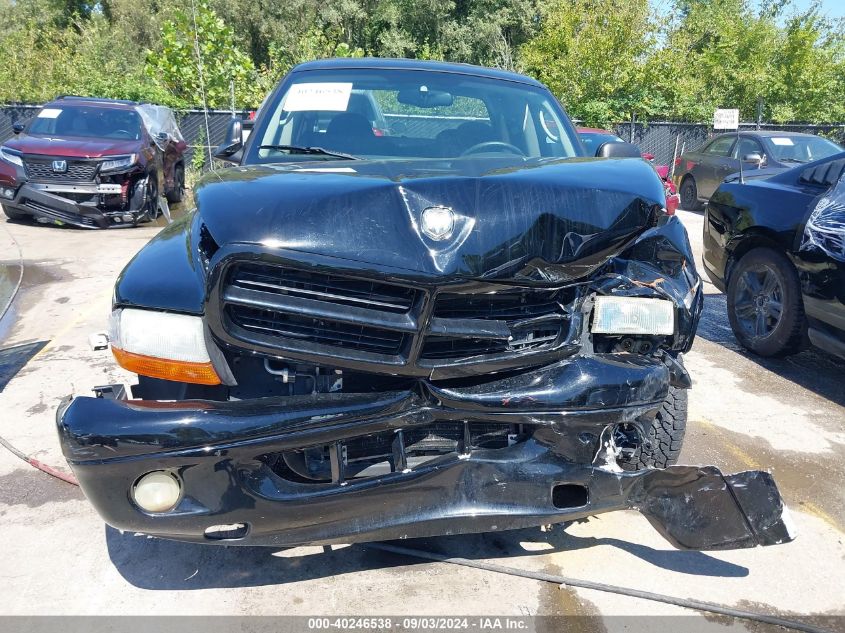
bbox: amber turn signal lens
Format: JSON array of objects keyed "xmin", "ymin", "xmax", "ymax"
[{"xmin": 112, "ymin": 347, "xmax": 221, "ymax": 385}]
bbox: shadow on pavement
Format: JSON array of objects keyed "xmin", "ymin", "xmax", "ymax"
[
  {"xmin": 106, "ymin": 522, "xmax": 748, "ymax": 591},
  {"xmin": 0, "ymin": 340, "xmax": 47, "ymax": 392},
  {"xmin": 696, "ymin": 292, "xmax": 845, "ymax": 407}
]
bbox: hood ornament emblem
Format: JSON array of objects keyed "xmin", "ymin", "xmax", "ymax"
[{"xmin": 420, "ymin": 206, "xmax": 455, "ymax": 241}]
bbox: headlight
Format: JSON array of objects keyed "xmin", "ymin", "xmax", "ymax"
[
  {"xmin": 109, "ymin": 308, "xmax": 221, "ymax": 384},
  {"xmin": 591, "ymin": 296, "xmax": 675, "ymax": 335},
  {"xmin": 99, "ymin": 154, "xmax": 136, "ymax": 172},
  {"xmin": 0, "ymin": 146, "xmax": 23, "ymax": 168}
]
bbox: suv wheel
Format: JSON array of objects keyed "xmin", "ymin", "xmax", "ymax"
[
  {"xmin": 679, "ymin": 176, "xmax": 701, "ymax": 211},
  {"xmin": 136, "ymin": 173, "xmax": 159, "ymax": 224},
  {"xmin": 727, "ymin": 247, "xmax": 806, "ymax": 356},
  {"xmin": 166, "ymin": 163, "xmax": 185, "ymax": 204}
]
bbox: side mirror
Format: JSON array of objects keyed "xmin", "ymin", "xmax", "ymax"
[
  {"xmin": 12, "ymin": 122, "xmax": 25, "ymax": 134},
  {"xmin": 743, "ymin": 152, "xmax": 763, "ymax": 167},
  {"xmin": 596, "ymin": 142, "xmax": 642, "ymax": 158},
  {"xmin": 213, "ymin": 117, "xmax": 244, "ymax": 162}
]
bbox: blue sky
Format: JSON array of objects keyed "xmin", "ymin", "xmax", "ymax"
[
  {"xmin": 789, "ymin": 0, "xmax": 845, "ymax": 19},
  {"xmin": 650, "ymin": 0, "xmax": 845, "ymax": 20}
]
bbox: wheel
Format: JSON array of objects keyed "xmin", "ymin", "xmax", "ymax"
[
  {"xmin": 166, "ymin": 163, "xmax": 185, "ymax": 203},
  {"xmin": 726, "ymin": 247, "xmax": 806, "ymax": 357},
  {"xmin": 2, "ymin": 204, "xmax": 30, "ymax": 222},
  {"xmin": 679, "ymin": 176, "xmax": 702, "ymax": 210},
  {"xmin": 617, "ymin": 378, "xmax": 687, "ymax": 471},
  {"xmin": 135, "ymin": 172, "xmax": 159, "ymax": 223}
]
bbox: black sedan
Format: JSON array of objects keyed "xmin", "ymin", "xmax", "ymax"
[
  {"xmin": 675, "ymin": 131, "xmax": 843, "ymax": 210},
  {"xmin": 703, "ymin": 152, "xmax": 845, "ymax": 359}
]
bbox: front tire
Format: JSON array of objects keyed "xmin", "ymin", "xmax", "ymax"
[
  {"xmin": 135, "ymin": 172, "xmax": 159, "ymax": 224},
  {"xmin": 618, "ymin": 379, "xmax": 688, "ymax": 471},
  {"xmin": 679, "ymin": 176, "xmax": 702, "ymax": 211},
  {"xmin": 726, "ymin": 247, "xmax": 806, "ymax": 356}
]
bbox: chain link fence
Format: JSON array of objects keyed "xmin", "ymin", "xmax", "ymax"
[
  {"xmin": 2, "ymin": 104, "xmax": 844, "ymax": 174},
  {"xmin": 611, "ymin": 121, "xmax": 845, "ymax": 168}
]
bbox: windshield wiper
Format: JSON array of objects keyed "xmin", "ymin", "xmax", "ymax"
[
  {"xmin": 778, "ymin": 158, "xmax": 805, "ymax": 164},
  {"xmin": 258, "ymin": 145, "xmax": 359, "ymax": 160}
]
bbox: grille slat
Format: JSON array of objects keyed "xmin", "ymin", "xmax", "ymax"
[
  {"xmin": 419, "ymin": 291, "xmax": 567, "ymax": 360},
  {"xmin": 23, "ymin": 158, "xmax": 98, "ymax": 182},
  {"xmin": 229, "ymin": 306, "xmax": 406, "ymax": 354},
  {"xmin": 232, "ymin": 263, "xmax": 416, "ymax": 314}
]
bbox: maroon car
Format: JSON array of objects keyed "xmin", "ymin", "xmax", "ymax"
[{"xmin": 0, "ymin": 96, "xmax": 186, "ymax": 228}]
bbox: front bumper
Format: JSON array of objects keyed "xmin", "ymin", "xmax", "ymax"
[
  {"xmin": 57, "ymin": 353, "xmax": 794, "ymax": 550},
  {"xmin": 7, "ymin": 181, "xmax": 141, "ymax": 229}
]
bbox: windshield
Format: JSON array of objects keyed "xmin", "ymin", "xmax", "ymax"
[
  {"xmin": 28, "ymin": 105, "xmax": 143, "ymax": 140},
  {"xmin": 765, "ymin": 135, "xmax": 843, "ymax": 164},
  {"xmin": 578, "ymin": 132, "xmax": 624, "ymax": 156},
  {"xmin": 248, "ymin": 68, "xmax": 579, "ymax": 163}
]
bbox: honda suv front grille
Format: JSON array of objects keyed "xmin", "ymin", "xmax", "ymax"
[
  {"xmin": 23, "ymin": 158, "xmax": 98, "ymax": 183},
  {"xmin": 215, "ymin": 259, "xmax": 578, "ymax": 376}
]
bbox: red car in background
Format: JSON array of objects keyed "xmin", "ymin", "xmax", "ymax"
[
  {"xmin": 0, "ymin": 96, "xmax": 187, "ymax": 228},
  {"xmin": 577, "ymin": 127, "xmax": 679, "ymax": 214}
]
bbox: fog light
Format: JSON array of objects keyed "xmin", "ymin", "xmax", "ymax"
[
  {"xmin": 0, "ymin": 187, "xmax": 15, "ymax": 199},
  {"xmin": 133, "ymin": 471, "xmax": 181, "ymax": 513}
]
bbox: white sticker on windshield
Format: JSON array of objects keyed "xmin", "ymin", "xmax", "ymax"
[
  {"xmin": 771, "ymin": 137, "xmax": 794, "ymax": 146},
  {"xmin": 38, "ymin": 108, "xmax": 62, "ymax": 119},
  {"xmin": 283, "ymin": 83, "xmax": 353, "ymax": 112}
]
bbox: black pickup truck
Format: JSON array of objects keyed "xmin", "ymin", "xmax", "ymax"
[{"xmin": 56, "ymin": 58, "xmax": 794, "ymax": 551}]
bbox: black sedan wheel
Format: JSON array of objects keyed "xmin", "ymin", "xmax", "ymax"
[
  {"xmin": 679, "ymin": 176, "xmax": 701, "ymax": 211},
  {"xmin": 727, "ymin": 248, "xmax": 806, "ymax": 356}
]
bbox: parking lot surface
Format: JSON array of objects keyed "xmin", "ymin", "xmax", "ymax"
[{"xmin": 0, "ymin": 209, "xmax": 843, "ymax": 628}]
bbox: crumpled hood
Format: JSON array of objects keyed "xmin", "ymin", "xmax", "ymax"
[
  {"xmin": 6, "ymin": 134, "xmax": 141, "ymax": 158},
  {"xmin": 197, "ymin": 156, "xmax": 666, "ymax": 281}
]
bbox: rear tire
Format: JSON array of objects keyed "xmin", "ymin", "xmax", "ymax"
[
  {"xmin": 726, "ymin": 247, "xmax": 806, "ymax": 357},
  {"xmin": 166, "ymin": 163, "xmax": 185, "ymax": 203},
  {"xmin": 679, "ymin": 176, "xmax": 702, "ymax": 211}
]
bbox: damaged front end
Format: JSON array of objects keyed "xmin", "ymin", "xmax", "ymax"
[
  {"xmin": 8, "ymin": 158, "xmax": 152, "ymax": 229},
  {"xmin": 56, "ymin": 199, "xmax": 794, "ymax": 550},
  {"xmin": 57, "ymin": 369, "xmax": 794, "ymax": 550}
]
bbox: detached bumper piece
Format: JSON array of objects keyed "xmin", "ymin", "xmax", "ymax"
[
  {"xmin": 56, "ymin": 354, "xmax": 794, "ymax": 550},
  {"xmin": 9, "ymin": 181, "xmax": 143, "ymax": 229}
]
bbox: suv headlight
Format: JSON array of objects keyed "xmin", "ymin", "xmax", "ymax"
[
  {"xmin": 100, "ymin": 154, "xmax": 136, "ymax": 172},
  {"xmin": 109, "ymin": 308, "xmax": 221, "ymax": 385},
  {"xmin": 0, "ymin": 146, "xmax": 23, "ymax": 167},
  {"xmin": 591, "ymin": 296, "xmax": 675, "ymax": 335}
]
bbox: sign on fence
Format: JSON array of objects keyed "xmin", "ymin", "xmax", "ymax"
[{"xmin": 713, "ymin": 109, "xmax": 739, "ymax": 130}]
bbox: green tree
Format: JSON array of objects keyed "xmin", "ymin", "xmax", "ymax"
[
  {"xmin": 145, "ymin": 2, "xmax": 261, "ymax": 108},
  {"xmin": 520, "ymin": 0, "xmax": 660, "ymax": 126}
]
